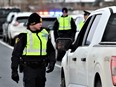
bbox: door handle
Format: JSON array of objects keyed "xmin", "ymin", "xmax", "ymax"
[
  {"xmin": 72, "ymin": 58, "xmax": 77, "ymax": 61},
  {"xmin": 81, "ymin": 58, "xmax": 86, "ymax": 62}
]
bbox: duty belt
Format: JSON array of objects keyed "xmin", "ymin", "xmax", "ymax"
[{"xmin": 23, "ymin": 61, "xmax": 46, "ymax": 68}]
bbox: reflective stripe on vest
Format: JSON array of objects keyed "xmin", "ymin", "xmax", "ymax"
[
  {"xmin": 23, "ymin": 29, "xmax": 48, "ymax": 56},
  {"xmin": 57, "ymin": 16, "xmax": 71, "ymax": 30}
]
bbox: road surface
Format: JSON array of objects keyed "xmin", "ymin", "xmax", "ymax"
[{"xmin": 0, "ymin": 40, "xmax": 61, "ymax": 87}]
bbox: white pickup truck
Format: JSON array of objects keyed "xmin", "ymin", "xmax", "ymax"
[{"xmin": 61, "ymin": 6, "xmax": 116, "ymax": 87}]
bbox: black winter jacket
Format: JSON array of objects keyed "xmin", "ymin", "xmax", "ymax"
[
  {"xmin": 53, "ymin": 15, "xmax": 76, "ymax": 41},
  {"xmin": 11, "ymin": 27, "xmax": 56, "ymax": 70}
]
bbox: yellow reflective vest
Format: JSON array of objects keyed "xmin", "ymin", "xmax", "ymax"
[
  {"xmin": 23, "ymin": 29, "xmax": 49, "ymax": 56},
  {"xmin": 78, "ymin": 20, "xmax": 84, "ymax": 31},
  {"xmin": 57, "ymin": 16, "xmax": 71, "ymax": 30}
]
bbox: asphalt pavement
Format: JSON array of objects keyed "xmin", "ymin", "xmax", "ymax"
[{"xmin": 0, "ymin": 40, "xmax": 61, "ymax": 87}]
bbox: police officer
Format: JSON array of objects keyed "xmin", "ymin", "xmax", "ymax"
[
  {"xmin": 78, "ymin": 10, "xmax": 90, "ymax": 31},
  {"xmin": 53, "ymin": 7, "xmax": 76, "ymax": 41},
  {"xmin": 53, "ymin": 7, "xmax": 76, "ymax": 61},
  {"xmin": 83, "ymin": 10, "xmax": 90, "ymax": 21},
  {"xmin": 11, "ymin": 12, "xmax": 56, "ymax": 87}
]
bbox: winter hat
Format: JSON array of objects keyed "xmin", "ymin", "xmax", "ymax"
[
  {"xmin": 62, "ymin": 7, "xmax": 68, "ymax": 13},
  {"xmin": 27, "ymin": 13, "xmax": 42, "ymax": 29}
]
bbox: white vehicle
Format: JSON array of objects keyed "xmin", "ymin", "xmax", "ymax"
[
  {"xmin": 2, "ymin": 12, "xmax": 17, "ymax": 42},
  {"xmin": 61, "ymin": 6, "xmax": 116, "ymax": 87},
  {"xmin": 7, "ymin": 12, "xmax": 32, "ymax": 45}
]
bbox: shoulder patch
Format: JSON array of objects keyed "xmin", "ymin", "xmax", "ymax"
[{"xmin": 15, "ymin": 38, "xmax": 20, "ymax": 44}]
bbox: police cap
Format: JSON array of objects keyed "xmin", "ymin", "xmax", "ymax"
[{"xmin": 84, "ymin": 10, "xmax": 90, "ymax": 16}]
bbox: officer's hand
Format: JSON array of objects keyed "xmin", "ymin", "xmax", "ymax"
[
  {"xmin": 46, "ymin": 62, "xmax": 55, "ymax": 73},
  {"xmin": 11, "ymin": 71, "xmax": 19, "ymax": 83}
]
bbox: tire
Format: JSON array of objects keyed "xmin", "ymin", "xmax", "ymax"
[
  {"xmin": 95, "ymin": 79, "xmax": 102, "ymax": 87},
  {"xmin": 60, "ymin": 77, "xmax": 66, "ymax": 87}
]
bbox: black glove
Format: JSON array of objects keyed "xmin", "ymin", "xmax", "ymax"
[
  {"xmin": 46, "ymin": 62, "xmax": 55, "ymax": 73},
  {"xmin": 11, "ymin": 70, "xmax": 19, "ymax": 83}
]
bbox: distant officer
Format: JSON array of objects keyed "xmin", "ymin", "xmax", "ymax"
[
  {"xmin": 78, "ymin": 10, "xmax": 90, "ymax": 31},
  {"xmin": 11, "ymin": 12, "xmax": 56, "ymax": 87},
  {"xmin": 53, "ymin": 7, "xmax": 76, "ymax": 41},
  {"xmin": 83, "ymin": 10, "xmax": 90, "ymax": 21},
  {"xmin": 53, "ymin": 7, "xmax": 76, "ymax": 61}
]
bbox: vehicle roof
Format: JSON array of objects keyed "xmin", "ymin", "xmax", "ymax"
[
  {"xmin": 89, "ymin": 6, "xmax": 116, "ymax": 16},
  {"xmin": 14, "ymin": 12, "xmax": 32, "ymax": 17},
  {"xmin": 13, "ymin": 12, "xmax": 56, "ymax": 18}
]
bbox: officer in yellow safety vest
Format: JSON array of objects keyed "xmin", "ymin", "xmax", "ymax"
[
  {"xmin": 78, "ymin": 20, "xmax": 84, "ymax": 31},
  {"xmin": 53, "ymin": 7, "xmax": 76, "ymax": 41},
  {"xmin": 11, "ymin": 13, "xmax": 56, "ymax": 87},
  {"xmin": 53, "ymin": 7, "xmax": 76, "ymax": 61},
  {"xmin": 78, "ymin": 10, "xmax": 90, "ymax": 31}
]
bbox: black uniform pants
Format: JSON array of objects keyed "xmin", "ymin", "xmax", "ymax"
[{"xmin": 23, "ymin": 62, "xmax": 46, "ymax": 87}]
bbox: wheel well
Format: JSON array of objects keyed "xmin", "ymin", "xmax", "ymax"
[{"xmin": 94, "ymin": 73, "xmax": 102, "ymax": 87}]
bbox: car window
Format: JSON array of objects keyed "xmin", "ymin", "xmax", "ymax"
[
  {"xmin": 0, "ymin": 8, "xmax": 20, "ymax": 18},
  {"xmin": 42, "ymin": 18, "xmax": 56, "ymax": 27},
  {"xmin": 0, "ymin": 8, "xmax": 21, "ymax": 25},
  {"xmin": 16, "ymin": 17, "xmax": 29, "ymax": 23},
  {"xmin": 9, "ymin": 8, "xmax": 20, "ymax": 12},
  {"xmin": 102, "ymin": 13, "xmax": 116, "ymax": 42},
  {"xmin": 71, "ymin": 16, "xmax": 93, "ymax": 52},
  {"xmin": 84, "ymin": 15, "xmax": 101, "ymax": 45}
]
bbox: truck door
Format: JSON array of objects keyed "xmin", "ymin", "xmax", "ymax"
[{"xmin": 69, "ymin": 14, "xmax": 101, "ymax": 86}]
